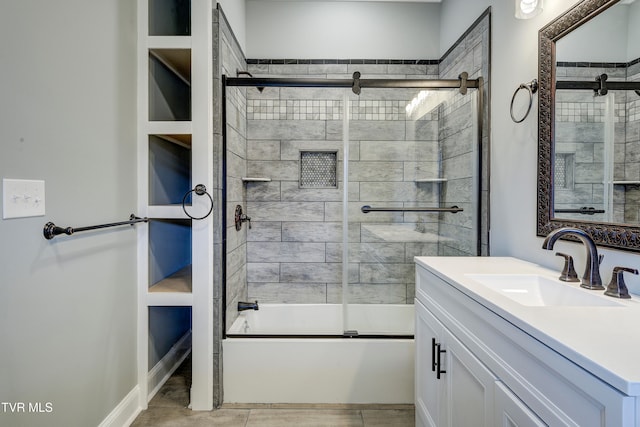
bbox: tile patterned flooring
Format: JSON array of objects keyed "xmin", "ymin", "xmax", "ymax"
[{"xmin": 131, "ymin": 355, "xmax": 415, "ymax": 426}]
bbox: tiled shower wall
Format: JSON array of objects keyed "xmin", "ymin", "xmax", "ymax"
[
  {"xmin": 555, "ymin": 59, "xmax": 640, "ymax": 223},
  {"xmin": 213, "ymin": 6, "xmax": 247, "ymax": 406},
  {"xmin": 438, "ymin": 9, "xmax": 490, "ymax": 256},
  {"xmin": 243, "ymin": 84, "xmax": 440, "ymax": 305},
  {"xmin": 241, "ymin": 10, "xmax": 490, "ymax": 305}
]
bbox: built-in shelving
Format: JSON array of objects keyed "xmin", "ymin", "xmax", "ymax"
[{"xmin": 138, "ymin": 0, "xmax": 214, "ymax": 410}]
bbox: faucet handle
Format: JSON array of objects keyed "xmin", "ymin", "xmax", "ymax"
[
  {"xmin": 555, "ymin": 252, "xmax": 579, "ymax": 282},
  {"xmin": 604, "ymin": 266, "xmax": 638, "ymax": 299}
]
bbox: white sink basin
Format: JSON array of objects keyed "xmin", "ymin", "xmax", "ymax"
[{"xmin": 465, "ymin": 274, "xmax": 623, "ymax": 307}]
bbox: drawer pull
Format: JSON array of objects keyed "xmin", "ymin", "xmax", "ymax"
[{"xmin": 432, "ymin": 338, "xmax": 446, "ymax": 379}]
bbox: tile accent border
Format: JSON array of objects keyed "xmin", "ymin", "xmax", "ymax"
[
  {"xmin": 557, "ymin": 57, "xmax": 640, "ymax": 68},
  {"xmin": 247, "ymin": 59, "xmax": 439, "ymax": 65}
]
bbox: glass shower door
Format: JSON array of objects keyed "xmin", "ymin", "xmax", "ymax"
[{"xmin": 343, "ymin": 87, "xmax": 480, "ymax": 336}]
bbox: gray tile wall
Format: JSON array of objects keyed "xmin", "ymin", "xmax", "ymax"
[
  {"xmin": 244, "ymin": 59, "xmax": 451, "ymax": 306},
  {"xmin": 436, "ymin": 10, "xmax": 489, "ymax": 256},
  {"xmin": 213, "ymin": 6, "xmax": 248, "ymax": 407},
  {"xmin": 240, "ymin": 12, "xmax": 490, "ymax": 305}
]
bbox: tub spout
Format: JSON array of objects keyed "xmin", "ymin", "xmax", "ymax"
[{"xmin": 238, "ymin": 301, "xmax": 259, "ymax": 311}]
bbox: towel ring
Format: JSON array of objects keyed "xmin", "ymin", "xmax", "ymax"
[
  {"xmin": 182, "ymin": 184, "xmax": 214, "ymax": 220},
  {"xmin": 510, "ymin": 79, "xmax": 538, "ymax": 123}
]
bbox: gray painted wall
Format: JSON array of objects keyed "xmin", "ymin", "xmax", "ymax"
[
  {"xmin": 245, "ymin": 0, "xmax": 441, "ymax": 59},
  {"xmin": 0, "ymin": 1, "xmax": 137, "ymax": 426}
]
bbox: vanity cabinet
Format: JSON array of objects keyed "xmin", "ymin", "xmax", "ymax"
[
  {"xmin": 416, "ymin": 300, "xmax": 498, "ymax": 427},
  {"xmin": 415, "ymin": 261, "xmax": 635, "ymax": 427}
]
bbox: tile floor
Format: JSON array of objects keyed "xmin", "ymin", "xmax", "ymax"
[{"xmin": 131, "ymin": 355, "xmax": 415, "ymax": 427}]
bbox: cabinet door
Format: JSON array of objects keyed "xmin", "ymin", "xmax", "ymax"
[
  {"xmin": 494, "ymin": 382, "xmax": 546, "ymax": 427},
  {"xmin": 415, "ymin": 300, "xmax": 444, "ymax": 427},
  {"xmin": 442, "ymin": 325, "xmax": 497, "ymax": 427}
]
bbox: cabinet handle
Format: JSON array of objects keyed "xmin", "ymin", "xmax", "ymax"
[
  {"xmin": 431, "ymin": 338, "xmax": 437, "ymax": 372},
  {"xmin": 436, "ymin": 343, "xmax": 446, "ymax": 379}
]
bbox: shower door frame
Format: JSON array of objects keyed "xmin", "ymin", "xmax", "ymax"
[{"xmin": 222, "ymin": 74, "xmax": 485, "ymax": 338}]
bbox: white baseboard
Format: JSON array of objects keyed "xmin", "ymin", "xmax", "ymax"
[
  {"xmin": 98, "ymin": 386, "xmax": 141, "ymax": 427},
  {"xmin": 98, "ymin": 330, "xmax": 192, "ymax": 427},
  {"xmin": 147, "ymin": 330, "xmax": 192, "ymax": 402}
]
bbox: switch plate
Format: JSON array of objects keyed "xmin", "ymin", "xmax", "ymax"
[{"xmin": 3, "ymin": 179, "xmax": 46, "ymax": 219}]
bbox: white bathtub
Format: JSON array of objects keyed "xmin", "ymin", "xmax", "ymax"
[{"xmin": 223, "ymin": 304, "xmax": 414, "ymax": 404}]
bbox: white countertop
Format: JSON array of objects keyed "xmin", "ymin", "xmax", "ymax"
[{"xmin": 415, "ymin": 256, "xmax": 640, "ymax": 396}]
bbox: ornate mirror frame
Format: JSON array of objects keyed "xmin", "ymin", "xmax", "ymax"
[{"xmin": 537, "ymin": 0, "xmax": 640, "ymax": 251}]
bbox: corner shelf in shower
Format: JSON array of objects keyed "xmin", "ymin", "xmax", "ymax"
[
  {"xmin": 242, "ymin": 177, "xmax": 272, "ymax": 183},
  {"xmin": 415, "ymin": 178, "xmax": 447, "ymax": 183},
  {"xmin": 612, "ymin": 181, "xmax": 640, "ymax": 185}
]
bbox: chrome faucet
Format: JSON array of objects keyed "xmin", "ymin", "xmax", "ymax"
[{"xmin": 542, "ymin": 227, "xmax": 604, "ymax": 290}]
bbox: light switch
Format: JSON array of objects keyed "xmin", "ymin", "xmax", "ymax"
[{"xmin": 3, "ymin": 179, "xmax": 46, "ymax": 219}]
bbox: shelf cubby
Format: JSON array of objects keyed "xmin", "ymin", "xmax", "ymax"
[
  {"xmin": 149, "ymin": 49, "xmax": 191, "ymax": 121},
  {"xmin": 148, "ymin": 0, "xmax": 191, "ymax": 36},
  {"xmin": 149, "ymin": 134, "xmax": 192, "ymax": 206},
  {"xmin": 148, "ymin": 219, "xmax": 192, "ymax": 293}
]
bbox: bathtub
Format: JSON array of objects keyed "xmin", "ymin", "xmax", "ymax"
[{"xmin": 223, "ymin": 304, "xmax": 414, "ymax": 404}]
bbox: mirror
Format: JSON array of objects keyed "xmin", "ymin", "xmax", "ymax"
[{"xmin": 538, "ymin": 0, "xmax": 640, "ymax": 251}]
